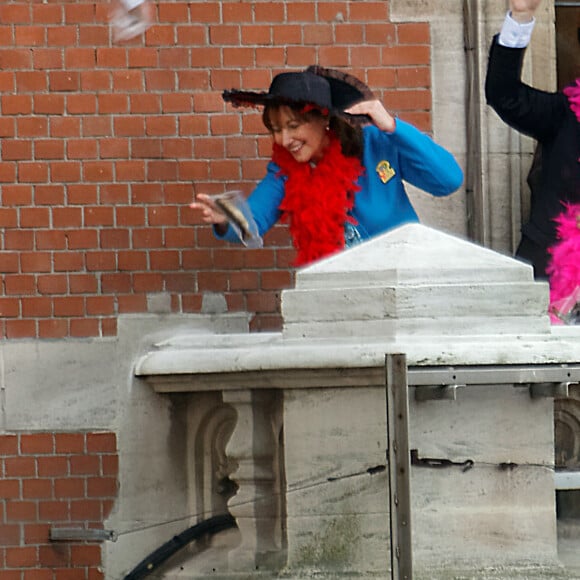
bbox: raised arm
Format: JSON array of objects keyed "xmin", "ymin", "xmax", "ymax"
[{"xmin": 484, "ymin": 0, "xmax": 569, "ymax": 142}]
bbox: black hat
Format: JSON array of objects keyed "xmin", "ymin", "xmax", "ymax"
[{"xmin": 222, "ymin": 65, "xmax": 374, "ymax": 116}]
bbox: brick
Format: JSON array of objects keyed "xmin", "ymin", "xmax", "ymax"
[
  {"xmin": 229, "ymin": 271, "xmax": 260, "ymax": 291},
  {"xmin": 24, "ymin": 523, "xmax": 51, "ymax": 544},
  {"xmin": 70, "ymin": 318, "xmax": 99, "ymax": 339},
  {"xmin": 86, "ymin": 296, "xmax": 115, "ymax": 316},
  {"xmin": 32, "ymin": 4, "xmax": 61, "ymax": 25},
  {"xmin": 65, "ymin": 48, "xmax": 96, "ymax": 70},
  {"xmin": 53, "ymin": 296, "xmax": 84, "ymax": 317},
  {"xmin": 33, "ymin": 94, "xmax": 65, "ymax": 115},
  {"xmin": 85, "ymin": 252, "xmax": 116, "ymax": 272},
  {"xmin": 47, "ymin": 26, "xmax": 76, "ymax": 47},
  {"xmin": 69, "ymin": 455, "xmax": 100, "ymax": 476},
  {"xmin": 54, "ymin": 478, "xmax": 84, "ymax": 499},
  {"xmin": 6, "ymin": 501, "xmax": 37, "ymax": 522},
  {"xmin": 0, "ymin": 162, "xmax": 17, "ymax": 183},
  {"xmin": 164, "ymin": 227, "xmax": 195, "ymax": 248},
  {"xmin": 5, "ymin": 545, "xmax": 37, "ymax": 568},
  {"xmin": 145, "ymin": 69, "xmax": 177, "ymax": 92},
  {"xmin": 0, "ymin": 434, "xmax": 19, "ymax": 455},
  {"xmin": 132, "ymin": 273, "xmax": 163, "ymax": 293},
  {"xmin": 22, "ymin": 569, "xmax": 53, "ymax": 580},
  {"xmin": 68, "ymin": 274, "xmax": 98, "ymax": 294},
  {"xmin": 88, "ymin": 568, "xmax": 105, "ymax": 580},
  {"xmin": 250, "ymin": 313, "xmax": 283, "ymax": 332},
  {"xmin": 55, "ymin": 433, "xmax": 85, "ymax": 454},
  {"xmin": 247, "ymin": 290, "xmax": 279, "ymax": 313},
  {"xmin": 21, "ymin": 297, "xmax": 52, "ymax": 318},
  {"xmin": 181, "ymin": 294, "xmax": 203, "ymax": 312},
  {"xmin": 38, "ymin": 319, "xmax": 69, "ymax": 339},
  {"xmin": 116, "ymin": 161, "xmax": 146, "ymax": 182},
  {"xmin": 38, "ymin": 544, "xmax": 70, "ymax": 568},
  {"xmin": 48, "ymin": 71, "xmax": 80, "ymax": 92},
  {"xmin": 0, "ymin": 524, "xmax": 20, "ymax": 547},
  {"xmin": 38, "ymin": 500, "xmax": 70, "ymax": 522},
  {"xmin": 100, "ymin": 138, "xmax": 129, "ymax": 159},
  {"xmin": 117, "ymin": 294, "xmax": 148, "ymax": 313},
  {"xmin": 20, "ymin": 207, "xmax": 50, "ymax": 228},
  {"xmin": 6, "ymin": 272, "xmax": 41, "ymax": 294},
  {"xmin": 21, "ymin": 252, "xmax": 51, "ymax": 273},
  {"xmin": 70, "ymin": 544, "xmax": 102, "ymax": 567},
  {"xmin": 34, "ymin": 184, "xmax": 65, "ymax": 205},
  {"xmin": 67, "ymin": 230, "xmax": 98, "ymax": 250},
  {"xmin": 87, "ymin": 477, "xmax": 117, "ymax": 498},
  {"xmin": 70, "ymin": 499, "xmax": 101, "ymax": 522},
  {"xmin": 100, "ymin": 455, "xmax": 119, "ymax": 478},
  {"xmin": 53, "ymin": 253, "xmax": 85, "ymax": 273},
  {"xmin": 66, "ymin": 139, "xmax": 98, "ymax": 160},
  {"xmin": 22, "ymin": 478, "xmax": 53, "ymax": 499},
  {"xmin": 4, "ymin": 457, "xmax": 36, "ymax": 477},
  {"xmin": 50, "ymin": 161, "xmax": 82, "ymax": 182},
  {"xmin": 397, "ymin": 67, "xmax": 431, "ymax": 89},
  {"xmin": 37, "ymin": 456, "xmax": 69, "ymax": 477},
  {"xmin": 117, "ymin": 251, "xmax": 147, "ymax": 271},
  {"xmin": 6, "ymin": 320, "xmax": 37, "ymax": 339},
  {"xmin": 80, "ymin": 70, "xmax": 111, "ymax": 92},
  {"xmin": 398, "ymin": 22, "xmax": 430, "ymax": 45},
  {"xmin": 37, "ymin": 274, "xmax": 67, "ymax": 295},
  {"xmin": 101, "ymin": 318, "xmax": 117, "ymax": 337},
  {"xmin": 66, "ymin": 94, "xmax": 97, "ymax": 115},
  {"xmin": 34, "ymin": 48, "xmax": 64, "ymax": 71},
  {"xmin": 54, "ymin": 569, "xmax": 86, "ymax": 580},
  {"xmin": 2, "ymin": 95, "xmax": 33, "ymax": 115},
  {"xmin": 0, "ymin": 208, "xmax": 18, "ymax": 227},
  {"xmin": 159, "ymin": 2, "xmax": 189, "ymax": 22},
  {"xmin": 164, "ymin": 273, "xmax": 196, "ymax": 293},
  {"xmin": 0, "ymin": 479, "xmax": 20, "ymax": 499}
]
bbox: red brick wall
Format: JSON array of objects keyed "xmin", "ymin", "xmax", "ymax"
[
  {"xmin": 0, "ymin": 432, "xmax": 118, "ymax": 579},
  {"xmin": 0, "ymin": 1, "xmax": 432, "ymax": 338}
]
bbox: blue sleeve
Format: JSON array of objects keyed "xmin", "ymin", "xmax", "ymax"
[
  {"xmin": 217, "ymin": 161, "xmax": 286, "ymax": 243},
  {"xmin": 386, "ymin": 120, "xmax": 463, "ymax": 196}
]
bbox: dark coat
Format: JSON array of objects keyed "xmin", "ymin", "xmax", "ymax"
[{"xmin": 485, "ymin": 34, "xmax": 580, "ymax": 277}]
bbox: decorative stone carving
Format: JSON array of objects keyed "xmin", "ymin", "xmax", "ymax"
[{"xmin": 222, "ymin": 389, "xmax": 285, "ymax": 571}]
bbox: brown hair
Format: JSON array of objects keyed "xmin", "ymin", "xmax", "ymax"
[{"xmin": 262, "ymin": 103, "xmax": 364, "ymax": 160}]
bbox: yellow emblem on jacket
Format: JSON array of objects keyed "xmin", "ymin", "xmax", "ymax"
[{"xmin": 376, "ymin": 160, "xmax": 395, "ymax": 184}]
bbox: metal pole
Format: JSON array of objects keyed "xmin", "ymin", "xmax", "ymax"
[{"xmin": 386, "ymin": 353, "xmax": 413, "ymax": 580}]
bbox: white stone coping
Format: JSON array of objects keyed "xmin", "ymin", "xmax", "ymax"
[{"xmin": 134, "ymin": 329, "xmax": 580, "ymax": 378}]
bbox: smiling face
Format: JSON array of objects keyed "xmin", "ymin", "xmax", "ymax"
[{"xmin": 265, "ymin": 105, "xmax": 330, "ymax": 164}]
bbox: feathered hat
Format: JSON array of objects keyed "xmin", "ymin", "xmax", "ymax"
[{"xmin": 222, "ymin": 65, "xmax": 374, "ymax": 120}]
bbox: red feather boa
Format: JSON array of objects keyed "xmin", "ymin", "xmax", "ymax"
[{"xmin": 272, "ymin": 134, "xmax": 364, "ymax": 266}]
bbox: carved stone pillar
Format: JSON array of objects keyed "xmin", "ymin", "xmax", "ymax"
[{"xmin": 222, "ymin": 389, "xmax": 285, "ymax": 571}]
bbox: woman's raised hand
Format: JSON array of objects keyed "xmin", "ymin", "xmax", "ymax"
[{"xmin": 345, "ymin": 100, "xmax": 396, "ymax": 133}]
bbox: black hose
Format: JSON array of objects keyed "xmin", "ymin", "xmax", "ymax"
[{"xmin": 123, "ymin": 513, "xmax": 237, "ymax": 580}]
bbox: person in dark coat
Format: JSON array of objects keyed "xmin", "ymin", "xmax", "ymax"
[{"xmin": 485, "ymin": 0, "xmax": 580, "ymax": 295}]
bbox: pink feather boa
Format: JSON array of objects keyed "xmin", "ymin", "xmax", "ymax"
[
  {"xmin": 546, "ymin": 79, "xmax": 580, "ymax": 322},
  {"xmin": 563, "ymin": 78, "xmax": 580, "ymax": 122},
  {"xmin": 546, "ymin": 203, "xmax": 580, "ymax": 322}
]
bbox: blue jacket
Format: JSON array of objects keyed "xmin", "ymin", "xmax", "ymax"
[{"xmin": 220, "ymin": 119, "xmax": 463, "ymax": 244}]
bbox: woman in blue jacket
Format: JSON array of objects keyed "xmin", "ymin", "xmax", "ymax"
[{"xmin": 191, "ymin": 66, "xmax": 463, "ymax": 267}]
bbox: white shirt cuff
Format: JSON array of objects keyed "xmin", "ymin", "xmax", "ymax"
[{"xmin": 498, "ymin": 11, "xmax": 535, "ymax": 48}]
